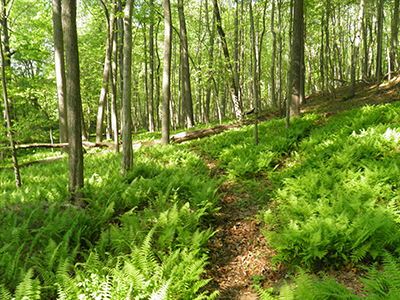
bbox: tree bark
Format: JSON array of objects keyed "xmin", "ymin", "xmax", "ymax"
[
  {"xmin": 110, "ymin": 0, "xmax": 119, "ymax": 152},
  {"xmin": 290, "ymin": 0, "xmax": 303, "ymax": 120},
  {"xmin": 178, "ymin": 0, "xmax": 194, "ymax": 128},
  {"xmin": 52, "ymin": 0, "xmax": 68, "ymax": 145},
  {"xmin": 121, "ymin": 0, "xmax": 134, "ymax": 175},
  {"xmin": 278, "ymin": 0, "xmax": 283, "ymax": 118},
  {"xmin": 348, "ymin": 0, "xmax": 364, "ymax": 98},
  {"xmin": 148, "ymin": 0, "xmax": 155, "ymax": 132},
  {"xmin": 249, "ymin": 1, "xmax": 258, "ymax": 146},
  {"xmin": 204, "ymin": 0, "xmax": 215, "ymax": 124},
  {"xmin": 376, "ymin": 0, "xmax": 384, "ymax": 93},
  {"xmin": 271, "ymin": 0, "xmax": 277, "ymax": 108},
  {"xmin": 212, "ymin": 0, "xmax": 243, "ymax": 121},
  {"xmin": 96, "ymin": 0, "xmax": 112, "ymax": 143},
  {"xmin": 62, "ymin": 0, "xmax": 84, "ymax": 203},
  {"xmin": 0, "ymin": 21, "xmax": 20, "ymax": 188},
  {"xmin": 390, "ymin": 0, "xmax": 399, "ymax": 74},
  {"xmin": 162, "ymin": 0, "xmax": 172, "ymax": 145}
]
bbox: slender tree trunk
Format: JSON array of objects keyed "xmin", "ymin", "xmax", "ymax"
[
  {"xmin": 96, "ymin": 0, "xmax": 112, "ymax": 143},
  {"xmin": 376, "ymin": 0, "xmax": 384, "ymax": 93},
  {"xmin": 52, "ymin": 0, "xmax": 68, "ymax": 145},
  {"xmin": 324, "ymin": 0, "xmax": 331, "ymax": 92},
  {"xmin": 213, "ymin": 0, "xmax": 243, "ymax": 121},
  {"xmin": 278, "ymin": 0, "xmax": 283, "ymax": 118},
  {"xmin": 249, "ymin": 1, "xmax": 258, "ymax": 146},
  {"xmin": 348, "ymin": 0, "xmax": 364, "ymax": 98},
  {"xmin": 62, "ymin": 0, "xmax": 84, "ymax": 203},
  {"xmin": 178, "ymin": 0, "xmax": 194, "ymax": 128},
  {"xmin": 121, "ymin": 0, "xmax": 134, "ymax": 175},
  {"xmin": 271, "ymin": 0, "xmax": 277, "ymax": 107},
  {"xmin": 162, "ymin": 0, "xmax": 172, "ymax": 145},
  {"xmin": 204, "ymin": 0, "xmax": 214, "ymax": 124},
  {"xmin": 362, "ymin": 10, "xmax": 368, "ymax": 79},
  {"xmin": 0, "ymin": 28, "xmax": 20, "ymax": 188},
  {"xmin": 110, "ymin": 0, "xmax": 119, "ymax": 152},
  {"xmin": 143, "ymin": 27, "xmax": 149, "ymax": 131},
  {"xmin": 148, "ymin": 0, "xmax": 155, "ymax": 132},
  {"xmin": 290, "ymin": 0, "xmax": 303, "ymax": 120},
  {"xmin": 118, "ymin": 0, "xmax": 124, "ymax": 131},
  {"xmin": 286, "ymin": 0, "xmax": 293, "ymax": 128},
  {"xmin": 234, "ymin": 0, "xmax": 240, "ymax": 108},
  {"xmin": 391, "ymin": 0, "xmax": 399, "ymax": 73},
  {"xmin": 320, "ymin": 10, "xmax": 325, "ymax": 91},
  {"xmin": 155, "ymin": 19, "xmax": 161, "ymax": 131}
]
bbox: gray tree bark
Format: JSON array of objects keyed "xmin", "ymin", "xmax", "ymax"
[
  {"xmin": 178, "ymin": 0, "xmax": 194, "ymax": 128},
  {"xmin": 376, "ymin": 0, "xmax": 384, "ymax": 93},
  {"xmin": 110, "ymin": 0, "xmax": 119, "ymax": 153},
  {"xmin": 249, "ymin": 0, "xmax": 258, "ymax": 146},
  {"xmin": 0, "ymin": 21, "xmax": 20, "ymax": 188},
  {"xmin": 212, "ymin": 0, "xmax": 243, "ymax": 121},
  {"xmin": 204, "ymin": 0, "xmax": 215, "ymax": 124},
  {"xmin": 390, "ymin": 0, "xmax": 399, "ymax": 73},
  {"xmin": 96, "ymin": 0, "xmax": 113, "ymax": 143},
  {"xmin": 348, "ymin": 0, "xmax": 364, "ymax": 98},
  {"xmin": 52, "ymin": 0, "xmax": 68, "ymax": 145},
  {"xmin": 148, "ymin": 0, "xmax": 155, "ymax": 132},
  {"xmin": 162, "ymin": 0, "xmax": 172, "ymax": 145},
  {"xmin": 62, "ymin": 0, "xmax": 84, "ymax": 203},
  {"xmin": 121, "ymin": 0, "xmax": 134, "ymax": 175},
  {"xmin": 290, "ymin": 0, "xmax": 303, "ymax": 120},
  {"xmin": 271, "ymin": 0, "xmax": 277, "ymax": 108}
]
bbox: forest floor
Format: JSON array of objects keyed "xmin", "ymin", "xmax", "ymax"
[{"xmin": 197, "ymin": 77, "xmax": 400, "ymax": 299}]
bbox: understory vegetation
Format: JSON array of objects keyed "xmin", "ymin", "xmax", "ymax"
[{"xmin": 2, "ymin": 101, "xmax": 400, "ymax": 299}]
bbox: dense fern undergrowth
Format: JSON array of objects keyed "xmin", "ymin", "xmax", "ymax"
[{"xmin": 2, "ymin": 101, "xmax": 400, "ymax": 299}]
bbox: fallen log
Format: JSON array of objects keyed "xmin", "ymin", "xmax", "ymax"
[{"xmin": 2, "ymin": 141, "xmax": 116, "ymax": 150}]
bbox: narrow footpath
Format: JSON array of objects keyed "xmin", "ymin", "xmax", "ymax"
[{"xmin": 196, "ymin": 151, "xmax": 286, "ymax": 299}]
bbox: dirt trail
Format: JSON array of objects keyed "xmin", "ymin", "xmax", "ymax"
[{"xmin": 194, "ymin": 153, "xmax": 285, "ymax": 299}]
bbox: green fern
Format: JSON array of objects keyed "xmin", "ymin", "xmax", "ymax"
[{"xmin": 14, "ymin": 268, "xmax": 41, "ymax": 300}]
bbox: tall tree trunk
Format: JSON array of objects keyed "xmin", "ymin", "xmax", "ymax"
[
  {"xmin": 271, "ymin": 0, "xmax": 277, "ymax": 107},
  {"xmin": 325, "ymin": 0, "xmax": 331, "ymax": 92},
  {"xmin": 143, "ymin": 27, "xmax": 149, "ymax": 131},
  {"xmin": 155, "ymin": 19, "xmax": 161, "ymax": 131},
  {"xmin": 52, "ymin": 0, "xmax": 68, "ymax": 145},
  {"xmin": 110, "ymin": 0, "xmax": 119, "ymax": 152},
  {"xmin": 320, "ymin": 10, "xmax": 325, "ymax": 91},
  {"xmin": 62, "ymin": 0, "xmax": 84, "ymax": 204},
  {"xmin": 148, "ymin": 0, "xmax": 155, "ymax": 132},
  {"xmin": 376, "ymin": 0, "xmax": 384, "ymax": 93},
  {"xmin": 96, "ymin": 0, "xmax": 112, "ymax": 143},
  {"xmin": 249, "ymin": 1, "xmax": 258, "ymax": 146},
  {"xmin": 212, "ymin": 0, "xmax": 243, "ymax": 121},
  {"xmin": 118, "ymin": 0, "xmax": 124, "ymax": 132},
  {"xmin": 390, "ymin": 0, "xmax": 399, "ymax": 73},
  {"xmin": 286, "ymin": 0, "xmax": 293, "ymax": 128},
  {"xmin": 290, "ymin": 0, "xmax": 303, "ymax": 121},
  {"xmin": 178, "ymin": 0, "xmax": 194, "ymax": 128},
  {"xmin": 234, "ymin": 0, "xmax": 240, "ymax": 109},
  {"xmin": 0, "ymin": 25, "xmax": 20, "ymax": 188},
  {"xmin": 362, "ymin": 10, "xmax": 369, "ymax": 79},
  {"xmin": 1, "ymin": 0, "xmax": 12, "ymax": 129},
  {"xmin": 204, "ymin": 0, "xmax": 214, "ymax": 124},
  {"xmin": 348, "ymin": 0, "xmax": 364, "ymax": 98},
  {"xmin": 162, "ymin": 0, "xmax": 172, "ymax": 145},
  {"xmin": 278, "ymin": 0, "xmax": 283, "ymax": 118},
  {"xmin": 121, "ymin": 0, "xmax": 134, "ymax": 175}
]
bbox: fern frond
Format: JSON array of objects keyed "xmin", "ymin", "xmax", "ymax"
[
  {"xmin": 149, "ymin": 282, "xmax": 169, "ymax": 300},
  {"xmin": 254, "ymin": 284, "xmax": 275, "ymax": 300},
  {"xmin": 0, "ymin": 284, "xmax": 12, "ymax": 300},
  {"xmin": 14, "ymin": 268, "xmax": 41, "ymax": 300}
]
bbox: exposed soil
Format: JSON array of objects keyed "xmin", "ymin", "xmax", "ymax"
[{"xmin": 196, "ymin": 78, "xmax": 400, "ymax": 298}]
